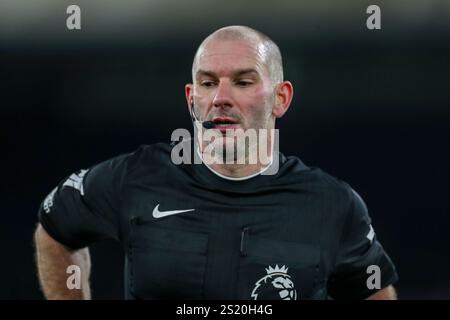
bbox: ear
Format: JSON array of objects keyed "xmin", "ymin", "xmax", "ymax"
[
  {"xmin": 185, "ymin": 83, "xmax": 194, "ymax": 111},
  {"xmin": 272, "ymin": 81, "xmax": 294, "ymax": 118}
]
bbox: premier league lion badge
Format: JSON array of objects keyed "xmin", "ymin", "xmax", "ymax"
[{"xmin": 251, "ymin": 264, "xmax": 297, "ymax": 300}]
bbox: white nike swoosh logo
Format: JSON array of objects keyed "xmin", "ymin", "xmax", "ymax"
[{"xmin": 152, "ymin": 204, "xmax": 195, "ymax": 218}]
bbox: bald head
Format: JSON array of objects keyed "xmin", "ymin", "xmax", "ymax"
[{"xmin": 192, "ymin": 26, "xmax": 284, "ymax": 84}]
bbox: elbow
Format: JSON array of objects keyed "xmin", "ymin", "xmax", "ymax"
[{"xmin": 366, "ymin": 285, "xmax": 397, "ymax": 300}]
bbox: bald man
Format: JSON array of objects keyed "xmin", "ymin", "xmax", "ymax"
[{"xmin": 35, "ymin": 26, "xmax": 398, "ymax": 300}]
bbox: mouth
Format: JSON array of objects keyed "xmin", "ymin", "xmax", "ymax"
[{"xmin": 211, "ymin": 117, "xmax": 240, "ymax": 133}]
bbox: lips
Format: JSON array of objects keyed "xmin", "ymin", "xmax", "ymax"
[
  {"xmin": 212, "ymin": 117, "xmax": 239, "ymax": 125},
  {"xmin": 211, "ymin": 117, "xmax": 240, "ymax": 133}
]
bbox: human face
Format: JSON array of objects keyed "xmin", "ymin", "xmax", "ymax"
[
  {"xmin": 190, "ymin": 39, "xmax": 276, "ymax": 133},
  {"xmin": 187, "ymin": 39, "xmax": 277, "ymax": 163}
]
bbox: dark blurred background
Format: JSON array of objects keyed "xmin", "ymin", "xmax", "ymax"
[{"xmin": 1, "ymin": 0, "xmax": 449, "ymax": 299}]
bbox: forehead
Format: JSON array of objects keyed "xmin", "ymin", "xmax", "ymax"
[{"xmin": 194, "ymin": 39, "xmax": 269, "ymax": 76}]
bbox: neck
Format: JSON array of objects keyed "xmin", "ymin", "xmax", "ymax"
[
  {"xmin": 196, "ymin": 137, "xmax": 274, "ymax": 180},
  {"xmin": 208, "ymin": 161, "xmax": 270, "ymax": 179}
]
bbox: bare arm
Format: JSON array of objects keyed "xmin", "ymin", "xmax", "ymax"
[
  {"xmin": 34, "ymin": 223, "xmax": 92, "ymax": 300},
  {"xmin": 366, "ymin": 285, "xmax": 397, "ymax": 300}
]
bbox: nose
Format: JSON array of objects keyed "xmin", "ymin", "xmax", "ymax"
[{"xmin": 212, "ymin": 80, "xmax": 233, "ymax": 109}]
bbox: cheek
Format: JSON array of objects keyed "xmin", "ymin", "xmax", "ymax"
[
  {"xmin": 247, "ymin": 89, "xmax": 273, "ymax": 120},
  {"xmin": 244, "ymin": 104, "xmax": 273, "ymax": 129}
]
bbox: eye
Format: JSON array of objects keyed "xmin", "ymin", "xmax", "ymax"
[
  {"xmin": 236, "ymin": 80, "xmax": 253, "ymax": 87},
  {"xmin": 200, "ymin": 80, "xmax": 216, "ymax": 88}
]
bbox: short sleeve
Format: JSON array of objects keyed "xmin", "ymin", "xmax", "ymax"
[
  {"xmin": 38, "ymin": 154, "xmax": 129, "ymax": 249},
  {"xmin": 327, "ymin": 188, "xmax": 399, "ymax": 299}
]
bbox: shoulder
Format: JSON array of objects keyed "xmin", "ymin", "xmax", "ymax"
[
  {"xmin": 281, "ymin": 154, "xmax": 356, "ymax": 197},
  {"xmin": 122, "ymin": 142, "xmax": 172, "ymax": 172},
  {"xmin": 83, "ymin": 142, "xmax": 172, "ymax": 186},
  {"xmin": 279, "ymin": 153, "xmax": 361, "ymax": 215}
]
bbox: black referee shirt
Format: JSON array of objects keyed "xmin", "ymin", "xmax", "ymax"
[{"xmin": 38, "ymin": 140, "xmax": 398, "ymax": 300}]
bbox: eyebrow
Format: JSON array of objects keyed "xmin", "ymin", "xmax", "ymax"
[{"xmin": 196, "ymin": 68, "xmax": 259, "ymax": 79}]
